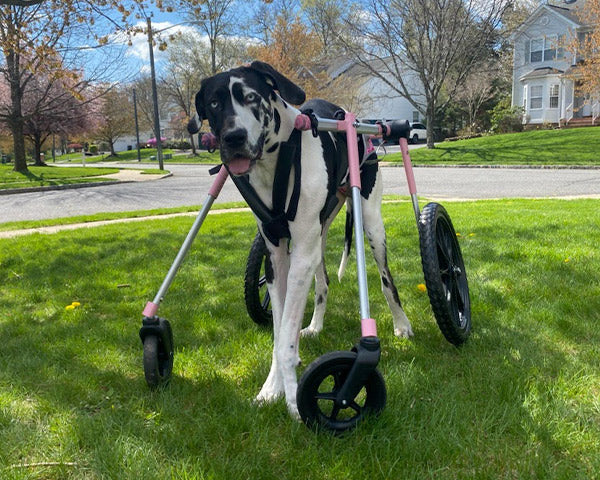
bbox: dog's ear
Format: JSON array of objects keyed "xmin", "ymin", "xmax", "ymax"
[
  {"xmin": 194, "ymin": 85, "xmax": 207, "ymax": 123},
  {"xmin": 188, "ymin": 82, "xmax": 208, "ymax": 134},
  {"xmin": 249, "ymin": 61, "xmax": 306, "ymax": 105}
]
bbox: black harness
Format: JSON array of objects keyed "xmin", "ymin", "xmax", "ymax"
[
  {"xmin": 217, "ymin": 128, "xmax": 303, "ymax": 246},
  {"xmin": 210, "ymin": 110, "xmax": 377, "ymax": 247}
]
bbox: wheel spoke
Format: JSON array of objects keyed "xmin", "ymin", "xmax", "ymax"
[
  {"xmin": 258, "ymin": 275, "xmax": 267, "ymax": 288},
  {"xmin": 329, "ymin": 404, "xmax": 341, "ymax": 421},
  {"xmin": 348, "ymin": 400, "xmax": 363, "ymax": 413},
  {"xmin": 261, "ymin": 290, "xmax": 270, "ymax": 311},
  {"xmin": 314, "ymin": 391, "xmax": 336, "ymax": 401},
  {"xmin": 436, "ymin": 235, "xmax": 451, "ymax": 268}
]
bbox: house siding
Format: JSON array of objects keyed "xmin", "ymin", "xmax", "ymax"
[{"xmin": 511, "ymin": 2, "xmax": 588, "ymax": 125}]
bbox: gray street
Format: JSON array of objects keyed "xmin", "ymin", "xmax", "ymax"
[{"xmin": 1, "ymin": 164, "xmax": 600, "ymax": 224}]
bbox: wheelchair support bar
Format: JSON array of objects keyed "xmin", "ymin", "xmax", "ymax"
[{"xmin": 142, "ymin": 165, "xmax": 229, "ymax": 318}]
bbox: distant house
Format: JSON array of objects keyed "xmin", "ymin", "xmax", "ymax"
[
  {"xmin": 300, "ymin": 57, "xmax": 426, "ymax": 124},
  {"xmin": 511, "ymin": 0, "xmax": 599, "ymax": 126}
]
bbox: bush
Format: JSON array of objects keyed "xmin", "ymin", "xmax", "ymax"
[
  {"xmin": 89, "ymin": 144, "xmax": 98, "ymax": 154},
  {"xmin": 489, "ymin": 97, "xmax": 524, "ymax": 134}
]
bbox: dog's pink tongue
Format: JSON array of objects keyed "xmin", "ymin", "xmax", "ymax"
[{"xmin": 227, "ymin": 157, "xmax": 251, "ymax": 175}]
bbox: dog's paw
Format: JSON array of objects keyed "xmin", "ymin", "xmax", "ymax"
[
  {"xmin": 255, "ymin": 389, "xmax": 283, "ymax": 405},
  {"xmin": 287, "ymin": 401, "xmax": 301, "ymax": 421},
  {"xmin": 300, "ymin": 326, "xmax": 321, "ymax": 338},
  {"xmin": 394, "ymin": 324, "xmax": 414, "ymax": 338}
]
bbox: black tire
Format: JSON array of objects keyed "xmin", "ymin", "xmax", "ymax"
[
  {"xmin": 297, "ymin": 351, "xmax": 387, "ymax": 434},
  {"xmin": 412, "ymin": 134, "xmax": 419, "ymax": 144},
  {"xmin": 419, "ymin": 202, "xmax": 471, "ymax": 345},
  {"xmin": 244, "ymin": 232, "xmax": 272, "ymax": 326},
  {"xmin": 143, "ymin": 320, "xmax": 174, "ymax": 388}
]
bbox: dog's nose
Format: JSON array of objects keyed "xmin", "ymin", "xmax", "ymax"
[{"xmin": 222, "ymin": 128, "xmax": 248, "ymax": 148}]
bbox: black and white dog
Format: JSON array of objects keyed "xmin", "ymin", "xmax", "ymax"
[{"xmin": 189, "ymin": 61, "xmax": 413, "ymax": 418}]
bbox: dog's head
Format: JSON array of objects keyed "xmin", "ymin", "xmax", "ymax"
[{"xmin": 189, "ymin": 61, "xmax": 305, "ymax": 175}]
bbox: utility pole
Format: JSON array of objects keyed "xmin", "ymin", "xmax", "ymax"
[
  {"xmin": 147, "ymin": 17, "xmax": 164, "ymax": 171},
  {"xmin": 133, "ymin": 88, "xmax": 142, "ymax": 162}
]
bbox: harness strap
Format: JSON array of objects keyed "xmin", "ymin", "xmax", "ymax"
[{"xmin": 228, "ymin": 128, "xmax": 302, "ymax": 246}]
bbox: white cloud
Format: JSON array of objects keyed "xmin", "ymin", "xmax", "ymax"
[{"xmin": 111, "ymin": 21, "xmax": 203, "ymax": 66}]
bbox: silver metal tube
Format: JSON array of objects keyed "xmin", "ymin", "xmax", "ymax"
[
  {"xmin": 152, "ymin": 195, "xmax": 216, "ymax": 304},
  {"xmin": 351, "ymin": 186, "xmax": 371, "ymax": 320},
  {"xmin": 312, "ymin": 116, "xmax": 381, "ymax": 136},
  {"xmin": 410, "ymin": 193, "xmax": 421, "ymax": 224}
]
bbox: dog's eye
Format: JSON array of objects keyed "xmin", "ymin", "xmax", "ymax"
[
  {"xmin": 244, "ymin": 93, "xmax": 257, "ymax": 104},
  {"xmin": 210, "ymin": 100, "xmax": 220, "ymax": 110}
]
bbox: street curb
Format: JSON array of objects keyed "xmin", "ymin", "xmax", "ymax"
[
  {"xmin": 0, "ymin": 172, "xmax": 173, "ymax": 196},
  {"xmin": 378, "ymin": 163, "xmax": 600, "ymax": 169}
]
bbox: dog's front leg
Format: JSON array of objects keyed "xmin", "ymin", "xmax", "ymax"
[
  {"xmin": 256, "ymin": 241, "xmax": 289, "ymax": 404},
  {"xmin": 277, "ymin": 238, "xmax": 322, "ymax": 417}
]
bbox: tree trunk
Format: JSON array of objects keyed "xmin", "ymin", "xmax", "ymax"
[
  {"xmin": 189, "ymin": 132, "xmax": 197, "ymax": 155},
  {"xmin": 425, "ymin": 101, "xmax": 436, "ymax": 149},
  {"xmin": 32, "ymin": 133, "xmax": 45, "ymax": 166},
  {"xmin": 6, "ymin": 49, "xmax": 28, "ymax": 172}
]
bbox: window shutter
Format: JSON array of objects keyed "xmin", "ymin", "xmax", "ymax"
[{"xmin": 524, "ymin": 39, "xmax": 530, "ymax": 65}]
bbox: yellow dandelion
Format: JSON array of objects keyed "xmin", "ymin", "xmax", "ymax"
[
  {"xmin": 564, "ymin": 258, "xmax": 570, "ymax": 263},
  {"xmin": 65, "ymin": 305, "xmax": 75, "ymax": 311},
  {"xmin": 417, "ymin": 283, "xmax": 427, "ymax": 292},
  {"xmin": 456, "ymin": 232, "xmax": 461, "ymax": 237},
  {"xmin": 71, "ymin": 301, "xmax": 81, "ymax": 307},
  {"xmin": 468, "ymin": 233, "xmax": 475, "ymax": 237}
]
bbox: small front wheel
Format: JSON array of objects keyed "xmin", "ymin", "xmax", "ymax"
[
  {"xmin": 244, "ymin": 232, "xmax": 273, "ymax": 326},
  {"xmin": 297, "ymin": 351, "xmax": 386, "ymax": 434},
  {"xmin": 142, "ymin": 319, "xmax": 174, "ymax": 388},
  {"xmin": 419, "ymin": 202, "xmax": 471, "ymax": 345}
]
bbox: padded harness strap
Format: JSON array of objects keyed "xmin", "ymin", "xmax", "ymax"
[{"xmin": 226, "ymin": 128, "xmax": 302, "ymax": 246}]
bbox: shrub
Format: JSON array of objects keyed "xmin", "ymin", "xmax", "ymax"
[
  {"xmin": 489, "ymin": 97, "xmax": 524, "ymax": 134},
  {"xmin": 89, "ymin": 144, "xmax": 98, "ymax": 154}
]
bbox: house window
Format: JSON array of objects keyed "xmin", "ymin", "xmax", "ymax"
[
  {"xmin": 530, "ymin": 38, "xmax": 543, "ymax": 62},
  {"xmin": 549, "ymin": 84, "xmax": 559, "ymax": 109},
  {"xmin": 530, "ymin": 86, "xmax": 543, "ymax": 109},
  {"xmin": 412, "ymin": 111, "xmax": 420, "ymax": 122},
  {"xmin": 530, "ymin": 36, "xmax": 558, "ymax": 63}
]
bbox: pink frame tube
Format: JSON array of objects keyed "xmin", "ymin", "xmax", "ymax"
[
  {"xmin": 208, "ymin": 165, "xmax": 229, "ymax": 198},
  {"xmin": 399, "ymin": 137, "xmax": 417, "ymax": 195},
  {"xmin": 337, "ymin": 113, "xmax": 362, "ymax": 190}
]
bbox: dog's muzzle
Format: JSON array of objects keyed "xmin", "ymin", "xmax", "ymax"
[{"xmin": 221, "ymin": 128, "xmax": 264, "ymax": 176}]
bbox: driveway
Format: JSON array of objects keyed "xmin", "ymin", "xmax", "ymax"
[{"xmin": 1, "ymin": 164, "xmax": 599, "ymax": 224}]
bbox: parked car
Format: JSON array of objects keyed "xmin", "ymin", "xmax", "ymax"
[{"xmin": 410, "ymin": 122, "xmax": 427, "ymax": 144}]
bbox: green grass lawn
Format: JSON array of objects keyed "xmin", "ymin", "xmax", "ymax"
[
  {"xmin": 0, "ymin": 165, "xmax": 121, "ymax": 190},
  {"xmin": 1, "ymin": 199, "xmax": 599, "ymax": 479},
  {"xmin": 385, "ymin": 126, "xmax": 600, "ymax": 165},
  {"xmin": 52, "ymin": 148, "xmax": 220, "ymax": 164}
]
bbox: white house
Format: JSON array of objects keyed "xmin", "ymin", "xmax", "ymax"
[
  {"xmin": 298, "ymin": 57, "xmax": 426, "ymax": 125},
  {"xmin": 511, "ymin": 0, "xmax": 598, "ymax": 126}
]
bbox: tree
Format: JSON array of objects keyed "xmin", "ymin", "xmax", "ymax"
[
  {"xmin": 161, "ymin": 36, "xmax": 206, "ymax": 154},
  {"xmin": 21, "ymin": 73, "xmax": 97, "ymax": 165},
  {"xmin": 334, "ymin": 0, "xmax": 510, "ymax": 147},
  {"xmin": 568, "ymin": 0, "xmax": 600, "ymax": 101},
  {"xmin": 455, "ymin": 64, "xmax": 497, "ymax": 134},
  {"xmin": 0, "ymin": 0, "xmax": 170, "ymax": 172},
  {"xmin": 172, "ymin": 0, "xmax": 240, "ymax": 75},
  {"xmin": 95, "ymin": 87, "xmax": 135, "ymax": 157}
]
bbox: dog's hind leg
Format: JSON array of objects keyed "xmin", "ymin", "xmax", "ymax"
[
  {"xmin": 300, "ymin": 238, "xmax": 329, "ymax": 337},
  {"xmin": 362, "ymin": 172, "xmax": 414, "ymax": 338},
  {"xmin": 301, "ymin": 200, "xmax": 343, "ymax": 337}
]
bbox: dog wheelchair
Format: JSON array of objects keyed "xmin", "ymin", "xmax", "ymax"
[{"xmin": 139, "ymin": 112, "xmax": 471, "ymax": 433}]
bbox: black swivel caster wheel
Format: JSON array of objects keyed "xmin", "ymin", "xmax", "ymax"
[
  {"xmin": 419, "ymin": 202, "xmax": 471, "ymax": 345},
  {"xmin": 140, "ymin": 317, "xmax": 174, "ymax": 388},
  {"xmin": 244, "ymin": 232, "xmax": 273, "ymax": 326},
  {"xmin": 297, "ymin": 351, "xmax": 387, "ymax": 434}
]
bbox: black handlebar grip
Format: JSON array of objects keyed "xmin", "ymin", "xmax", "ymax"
[{"xmin": 381, "ymin": 120, "xmax": 411, "ymax": 142}]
